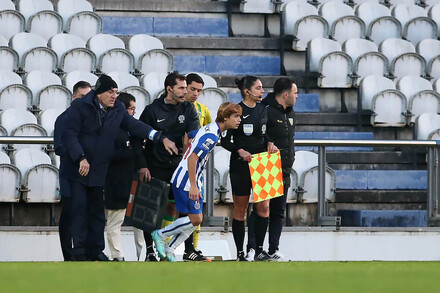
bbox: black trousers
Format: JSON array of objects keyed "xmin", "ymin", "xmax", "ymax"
[
  {"xmin": 59, "ymin": 195, "xmax": 72, "ymax": 261},
  {"xmin": 69, "ymin": 181, "xmax": 105, "ymax": 259},
  {"xmin": 247, "ymin": 185, "xmax": 288, "ymax": 254}
]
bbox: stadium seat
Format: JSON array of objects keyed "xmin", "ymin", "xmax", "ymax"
[
  {"xmin": 24, "ymin": 70, "xmax": 62, "ymax": 101},
  {"xmin": 0, "ymin": 46, "xmax": 19, "ymax": 72},
  {"xmin": 201, "ymin": 167, "xmax": 221, "ymax": 203},
  {"xmin": 39, "ymin": 108, "xmax": 64, "ymax": 136},
  {"xmin": 359, "ymin": 75, "xmax": 407, "ymax": 126},
  {"xmin": 10, "ymin": 32, "xmax": 58, "ymax": 73},
  {"xmin": 308, "ymin": 38, "xmax": 353, "ymax": 88},
  {"xmin": 299, "ymin": 166, "xmax": 336, "ymax": 203},
  {"xmin": 137, "ymin": 49, "xmax": 173, "ymax": 75},
  {"xmin": 342, "ymin": 38, "xmax": 388, "ymax": 86},
  {"xmin": 319, "ymin": 1, "xmax": 355, "ymax": 28},
  {"xmin": 355, "ymin": 1, "xmax": 391, "ymax": 29},
  {"xmin": 0, "ymin": 70, "xmax": 32, "ymax": 112},
  {"xmin": 63, "ymin": 70, "xmax": 98, "ymax": 93},
  {"xmin": 239, "ymin": 0, "xmax": 277, "ymax": 13},
  {"xmin": 0, "ymin": 108, "xmax": 38, "ymax": 134},
  {"xmin": 66, "ymin": 11, "xmax": 102, "ymax": 42},
  {"xmin": 286, "ymin": 168, "xmax": 298, "ymax": 203},
  {"xmin": 0, "ymin": 10, "xmax": 25, "ymax": 42},
  {"xmin": 187, "ymin": 72, "xmax": 217, "ymax": 88},
  {"xmin": 48, "ymin": 33, "xmax": 86, "ymax": 64},
  {"xmin": 392, "ymin": 3, "xmax": 437, "ymax": 45},
  {"xmin": 434, "ymin": 77, "xmax": 440, "ymax": 92},
  {"xmin": 396, "ymin": 75, "xmax": 440, "ymax": 124},
  {"xmin": 212, "ymin": 147, "xmax": 231, "ymax": 202},
  {"xmin": 27, "ymin": 11, "xmax": 63, "ymax": 42},
  {"xmin": 0, "ymin": 0, "xmax": 15, "ymax": 10},
  {"xmin": 87, "ymin": 34, "xmax": 134, "ymax": 73},
  {"xmin": 60, "ymin": 47, "xmax": 96, "ymax": 73},
  {"xmin": 127, "ymin": 34, "xmax": 164, "ymax": 70},
  {"xmin": 366, "ymin": 16, "xmax": 402, "ymax": 46},
  {"xmin": 429, "ymin": 4, "xmax": 440, "ymax": 33},
  {"xmin": 36, "ymin": 85, "xmax": 71, "ymax": 112},
  {"xmin": 122, "ymin": 86, "xmax": 150, "ymax": 119},
  {"xmin": 0, "ymin": 36, "xmax": 7, "ymax": 46},
  {"xmin": 107, "ymin": 71, "xmax": 139, "ymax": 91},
  {"xmin": 56, "ymin": 0, "xmax": 93, "ymax": 31},
  {"xmin": 417, "ymin": 39, "xmax": 440, "ymax": 79},
  {"xmin": 141, "ymin": 72, "xmax": 167, "ymax": 100},
  {"xmin": 17, "ymin": 0, "xmax": 54, "ymax": 23},
  {"xmin": 12, "ymin": 148, "xmax": 59, "ymax": 203},
  {"xmin": 0, "ymin": 160, "xmax": 21, "ymax": 203},
  {"xmin": 282, "ymin": 1, "xmax": 329, "ymax": 51},
  {"xmin": 196, "ymin": 88, "xmax": 228, "ymax": 122},
  {"xmin": 416, "ymin": 113, "xmax": 440, "ymax": 140},
  {"xmin": 330, "ymin": 15, "xmax": 366, "ymax": 44},
  {"xmin": 379, "ymin": 38, "xmax": 426, "ymax": 79}
]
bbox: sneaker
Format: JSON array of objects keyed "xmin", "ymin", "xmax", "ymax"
[
  {"xmin": 268, "ymin": 251, "xmax": 287, "ymax": 262},
  {"xmin": 236, "ymin": 251, "xmax": 249, "ymax": 262},
  {"xmin": 145, "ymin": 253, "xmax": 158, "ymax": 262},
  {"xmin": 246, "ymin": 248, "xmax": 255, "ymax": 262},
  {"xmin": 183, "ymin": 249, "xmax": 212, "ymax": 262},
  {"xmin": 112, "ymin": 257, "xmax": 125, "ymax": 262},
  {"xmin": 165, "ymin": 249, "xmax": 176, "ymax": 262},
  {"xmin": 151, "ymin": 230, "xmax": 166, "ymax": 259},
  {"xmin": 254, "ymin": 250, "xmax": 272, "ymax": 261}
]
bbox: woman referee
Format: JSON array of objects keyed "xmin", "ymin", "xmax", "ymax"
[{"xmin": 221, "ymin": 76, "xmax": 278, "ymax": 261}]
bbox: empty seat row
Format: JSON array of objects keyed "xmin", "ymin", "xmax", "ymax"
[
  {"xmin": 360, "ymin": 74, "xmax": 440, "ymax": 126},
  {"xmin": 309, "ymin": 37, "xmax": 440, "ymax": 88},
  {"xmin": 283, "ymin": 1, "xmax": 440, "ymax": 50}
]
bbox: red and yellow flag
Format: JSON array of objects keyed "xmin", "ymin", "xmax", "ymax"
[{"xmin": 248, "ymin": 151, "xmax": 284, "ymax": 203}]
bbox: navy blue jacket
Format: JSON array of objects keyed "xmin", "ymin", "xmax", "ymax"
[
  {"xmin": 60, "ymin": 90, "xmax": 163, "ymax": 187},
  {"xmin": 54, "ymin": 111, "xmax": 71, "ymax": 197}
]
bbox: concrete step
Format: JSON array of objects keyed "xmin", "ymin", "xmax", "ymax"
[
  {"xmin": 335, "ymin": 190, "xmax": 426, "ymax": 203},
  {"xmin": 337, "ymin": 210, "xmax": 427, "ymax": 227}
]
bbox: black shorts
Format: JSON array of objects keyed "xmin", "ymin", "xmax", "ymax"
[
  {"xmin": 150, "ymin": 167, "xmax": 175, "ymax": 200},
  {"xmin": 229, "ymin": 158, "xmax": 252, "ymax": 196}
]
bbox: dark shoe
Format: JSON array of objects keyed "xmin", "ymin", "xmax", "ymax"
[
  {"xmin": 183, "ymin": 249, "xmax": 211, "ymax": 262},
  {"xmin": 90, "ymin": 253, "xmax": 109, "ymax": 261},
  {"xmin": 145, "ymin": 253, "xmax": 158, "ymax": 262},
  {"xmin": 236, "ymin": 251, "xmax": 249, "ymax": 262},
  {"xmin": 71, "ymin": 254, "xmax": 88, "ymax": 261},
  {"xmin": 254, "ymin": 250, "xmax": 272, "ymax": 261},
  {"xmin": 112, "ymin": 257, "xmax": 125, "ymax": 261}
]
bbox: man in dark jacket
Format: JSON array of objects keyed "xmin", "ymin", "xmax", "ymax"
[
  {"xmin": 262, "ymin": 77, "xmax": 297, "ymax": 261},
  {"xmin": 60, "ymin": 74, "xmax": 176, "ymax": 261},
  {"xmin": 135, "ymin": 72, "xmax": 200, "ymax": 260},
  {"xmin": 54, "ymin": 81, "xmax": 91, "ymax": 261}
]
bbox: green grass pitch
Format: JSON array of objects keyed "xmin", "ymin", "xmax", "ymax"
[{"xmin": 0, "ymin": 261, "xmax": 438, "ymax": 292}]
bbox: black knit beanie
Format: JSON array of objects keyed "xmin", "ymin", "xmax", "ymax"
[{"xmin": 95, "ymin": 74, "xmax": 118, "ymax": 95}]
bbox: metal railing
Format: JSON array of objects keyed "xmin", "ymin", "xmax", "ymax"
[
  {"xmin": 4, "ymin": 137, "xmax": 440, "ymax": 227},
  {"xmin": 205, "ymin": 139, "xmax": 440, "ymax": 227}
]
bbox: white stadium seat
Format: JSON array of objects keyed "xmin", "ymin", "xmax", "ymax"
[
  {"xmin": 416, "ymin": 113, "xmax": 440, "ymax": 140},
  {"xmin": 0, "ymin": 0, "xmax": 15, "ymax": 10},
  {"xmin": 355, "ymin": 1, "xmax": 391, "ymax": 29},
  {"xmin": 0, "ymin": 161, "xmax": 21, "ymax": 203},
  {"xmin": 0, "ymin": 36, "xmax": 7, "ymax": 47},
  {"xmin": 60, "ymin": 47, "xmax": 96, "ymax": 73},
  {"xmin": 39, "ymin": 108, "xmax": 64, "ymax": 136},
  {"xmin": 0, "ymin": 108, "xmax": 37, "ymax": 135},
  {"xmin": 308, "ymin": 38, "xmax": 353, "ymax": 88},
  {"xmin": 417, "ymin": 39, "xmax": 440, "ymax": 79},
  {"xmin": 396, "ymin": 75, "xmax": 440, "ymax": 124},
  {"xmin": 67, "ymin": 11, "xmax": 102, "ymax": 42},
  {"xmin": 434, "ymin": 77, "xmax": 440, "ymax": 92},
  {"xmin": 12, "ymin": 148, "xmax": 59, "ymax": 203},
  {"xmin": 359, "ymin": 75, "xmax": 407, "ymax": 126},
  {"xmin": 122, "ymin": 86, "xmax": 151, "ymax": 119},
  {"xmin": 0, "ymin": 10, "xmax": 25, "ymax": 42},
  {"xmin": 286, "ymin": 168, "xmax": 298, "ymax": 203},
  {"xmin": 0, "ymin": 47, "xmax": 19, "ymax": 72},
  {"xmin": 187, "ymin": 72, "xmax": 218, "ymax": 88},
  {"xmin": 239, "ymin": 0, "xmax": 276, "ymax": 13},
  {"xmin": 319, "ymin": 1, "xmax": 355, "ymax": 29},
  {"xmin": 213, "ymin": 147, "xmax": 231, "ymax": 202},
  {"xmin": 36, "ymin": 85, "xmax": 71, "ymax": 112},
  {"xmin": 48, "ymin": 33, "xmax": 86, "ymax": 64},
  {"xmin": 379, "ymin": 38, "xmax": 426, "ymax": 79},
  {"xmin": 27, "ymin": 11, "xmax": 63, "ymax": 42},
  {"xmin": 0, "ymin": 71, "xmax": 22, "ymax": 91},
  {"xmin": 429, "ymin": 4, "xmax": 440, "ymax": 34},
  {"xmin": 24, "ymin": 70, "xmax": 61, "ymax": 99},
  {"xmin": 342, "ymin": 38, "xmax": 388, "ymax": 86},
  {"xmin": 138, "ymin": 49, "xmax": 173, "ymax": 75},
  {"xmin": 17, "ymin": 0, "xmax": 53, "ymax": 23},
  {"xmin": 87, "ymin": 33, "xmax": 123, "ymax": 61},
  {"xmin": 128, "ymin": 34, "xmax": 164, "ymax": 70},
  {"xmin": 107, "ymin": 71, "xmax": 139, "ymax": 91},
  {"xmin": 56, "ymin": 0, "xmax": 93, "ymax": 31},
  {"xmin": 141, "ymin": 72, "xmax": 167, "ymax": 101},
  {"xmin": 283, "ymin": 1, "xmax": 329, "ymax": 51},
  {"xmin": 196, "ymin": 88, "xmax": 228, "ymax": 122},
  {"xmin": 63, "ymin": 70, "xmax": 98, "ymax": 93},
  {"xmin": 0, "ymin": 70, "xmax": 32, "ymax": 112},
  {"xmin": 367, "ymin": 16, "xmax": 402, "ymax": 46}
]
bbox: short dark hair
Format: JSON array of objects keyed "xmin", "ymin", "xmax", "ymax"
[
  {"xmin": 186, "ymin": 73, "xmax": 204, "ymax": 86},
  {"xmin": 164, "ymin": 72, "xmax": 186, "ymax": 90},
  {"xmin": 117, "ymin": 92, "xmax": 136, "ymax": 109},
  {"xmin": 273, "ymin": 78, "xmax": 294, "ymax": 96},
  {"xmin": 235, "ymin": 76, "xmax": 259, "ymax": 98},
  {"xmin": 73, "ymin": 81, "xmax": 92, "ymax": 94}
]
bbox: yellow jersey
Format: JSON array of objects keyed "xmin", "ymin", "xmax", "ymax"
[{"xmin": 193, "ymin": 101, "xmax": 212, "ymax": 127}]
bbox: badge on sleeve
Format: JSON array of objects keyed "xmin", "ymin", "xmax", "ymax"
[
  {"xmin": 243, "ymin": 124, "xmax": 253, "ymax": 136},
  {"xmin": 289, "ymin": 118, "xmax": 294, "ymax": 125}
]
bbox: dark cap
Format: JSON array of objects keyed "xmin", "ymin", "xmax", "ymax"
[{"xmin": 95, "ymin": 74, "xmax": 118, "ymax": 95}]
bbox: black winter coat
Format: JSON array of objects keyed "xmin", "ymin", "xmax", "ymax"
[{"xmin": 262, "ymin": 93, "xmax": 295, "ymax": 187}]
